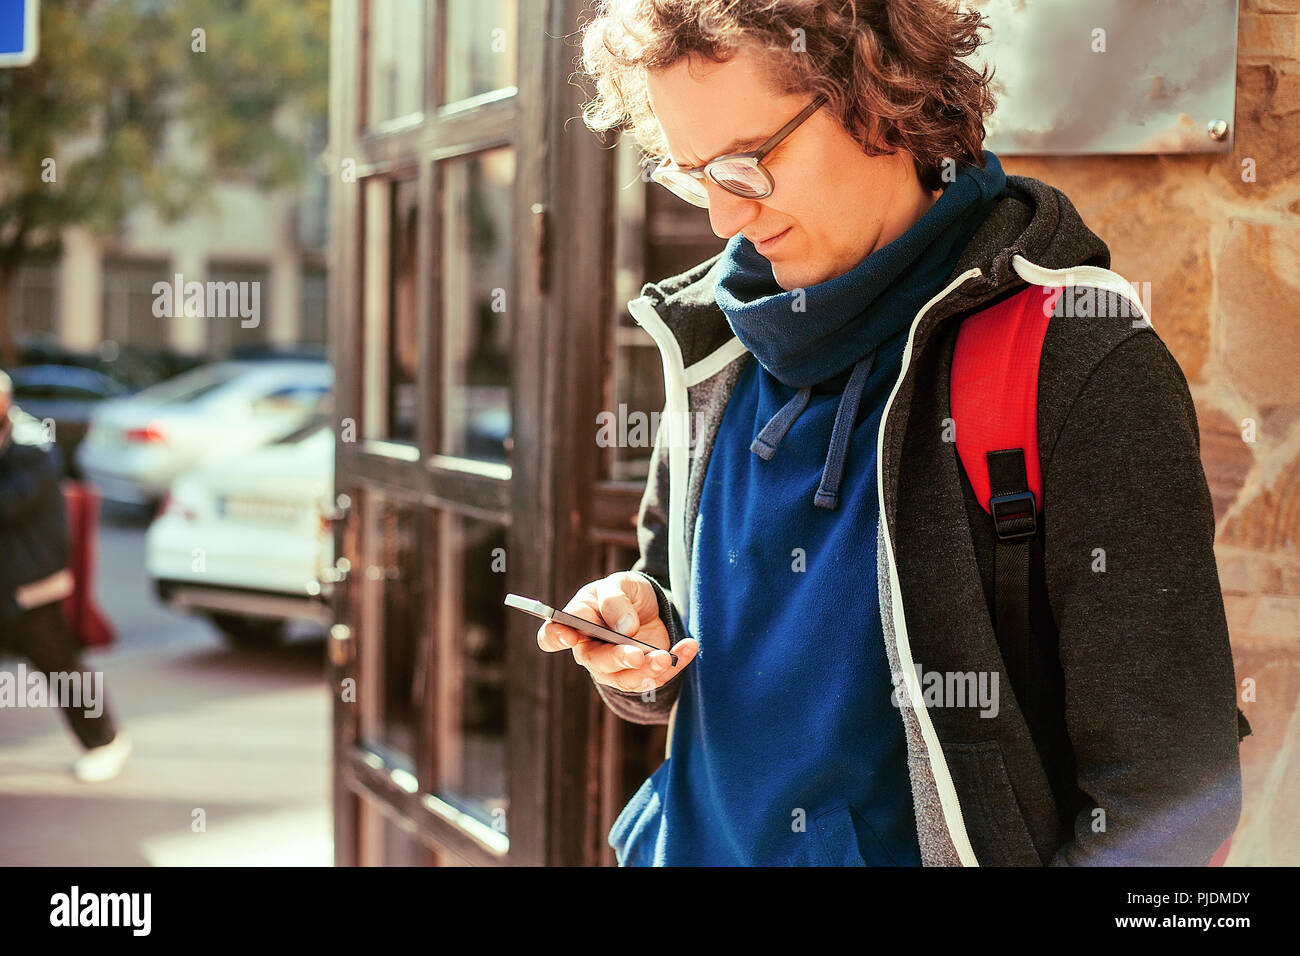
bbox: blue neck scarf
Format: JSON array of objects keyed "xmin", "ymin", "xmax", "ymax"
[{"xmin": 713, "ymin": 150, "xmax": 1007, "ymax": 509}]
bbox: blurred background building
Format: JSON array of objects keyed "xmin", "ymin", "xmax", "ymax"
[
  {"xmin": 11, "ymin": 161, "xmax": 328, "ymax": 366},
  {"xmin": 2, "ymin": 0, "xmax": 330, "ymax": 389}
]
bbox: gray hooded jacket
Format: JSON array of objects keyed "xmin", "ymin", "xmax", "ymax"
[{"xmin": 594, "ymin": 174, "xmax": 1243, "ymax": 866}]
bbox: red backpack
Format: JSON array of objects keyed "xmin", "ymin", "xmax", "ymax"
[{"xmin": 949, "ymin": 283, "xmax": 1249, "ymax": 867}]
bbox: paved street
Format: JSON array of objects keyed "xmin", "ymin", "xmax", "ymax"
[{"xmin": 0, "ymin": 503, "xmax": 333, "ymax": 866}]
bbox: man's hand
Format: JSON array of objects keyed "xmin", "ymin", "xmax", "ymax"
[{"xmin": 536, "ymin": 571, "xmax": 699, "ymax": 693}]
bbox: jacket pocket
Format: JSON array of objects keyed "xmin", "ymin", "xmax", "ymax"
[
  {"xmin": 814, "ymin": 803, "xmax": 900, "ymax": 867},
  {"xmin": 944, "ymin": 739, "xmax": 1043, "ymax": 865},
  {"xmin": 608, "ymin": 760, "xmax": 670, "ymax": 866}
]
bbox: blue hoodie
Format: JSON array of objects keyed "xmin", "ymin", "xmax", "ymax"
[{"xmin": 609, "ymin": 153, "xmax": 1007, "ymax": 866}]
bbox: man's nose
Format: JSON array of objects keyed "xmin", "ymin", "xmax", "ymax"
[{"xmin": 705, "ymin": 184, "xmax": 762, "ymax": 241}]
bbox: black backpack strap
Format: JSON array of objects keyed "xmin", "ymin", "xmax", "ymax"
[
  {"xmin": 986, "ymin": 448, "xmax": 1038, "ymax": 729},
  {"xmin": 984, "ymin": 448, "xmax": 1252, "ymax": 752}
]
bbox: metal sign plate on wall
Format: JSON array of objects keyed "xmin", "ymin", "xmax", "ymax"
[{"xmin": 971, "ymin": 0, "xmax": 1239, "ymax": 154}]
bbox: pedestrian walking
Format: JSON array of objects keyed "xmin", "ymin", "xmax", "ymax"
[{"xmin": 0, "ymin": 369, "xmax": 132, "ymax": 782}]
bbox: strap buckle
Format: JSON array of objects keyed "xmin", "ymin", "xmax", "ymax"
[{"xmin": 990, "ymin": 491, "xmax": 1037, "ymax": 542}]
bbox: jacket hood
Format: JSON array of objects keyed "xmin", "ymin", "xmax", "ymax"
[{"xmin": 632, "ymin": 174, "xmax": 1111, "ymax": 367}]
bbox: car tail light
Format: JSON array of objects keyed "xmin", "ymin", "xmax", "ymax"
[
  {"xmin": 159, "ymin": 491, "xmax": 196, "ymax": 521},
  {"xmin": 125, "ymin": 420, "xmax": 168, "ymax": 443}
]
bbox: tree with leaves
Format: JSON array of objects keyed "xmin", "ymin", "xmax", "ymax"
[{"xmin": 0, "ymin": 0, "xmax": 329, "ymax": 367}]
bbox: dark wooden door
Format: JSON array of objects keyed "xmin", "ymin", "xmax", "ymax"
[{"xmin": 326, "ymin": 0, "xmax": 721, "ymax": 866}]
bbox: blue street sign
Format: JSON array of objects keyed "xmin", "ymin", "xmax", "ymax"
[{"xmin": 0, "ymin": 0, "xmax": 38, "ymax": 67}]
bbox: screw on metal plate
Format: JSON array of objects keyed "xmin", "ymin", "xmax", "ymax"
[{"xmin": 1208, "ymin": 119, "xmax": 1229, "ymax": 142}]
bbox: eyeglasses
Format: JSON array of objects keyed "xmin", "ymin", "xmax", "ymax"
[{"xmin": 649, "ymin": 93, "xmax": 828, "ymax": 208}]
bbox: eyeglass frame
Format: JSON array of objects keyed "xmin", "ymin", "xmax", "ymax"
[{"xmin": 649, "ymin": 92, "xmax": 830, "ymax": 207}]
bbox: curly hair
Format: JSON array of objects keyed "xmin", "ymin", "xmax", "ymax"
[{"xmin": 578, "ymin": 0, "xmax": 996, "ymax": 191}]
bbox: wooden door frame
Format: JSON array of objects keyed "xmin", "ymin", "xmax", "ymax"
[{"xmin": 327, "ymin": 0, "xmax": 626, "ymax": 867}]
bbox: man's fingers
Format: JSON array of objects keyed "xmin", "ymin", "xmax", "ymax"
[
  {"xmin": 588, "ymin": 638, "xmax": 701, "ymax": 693},
  {"xmin": 535, "ymin": 576, "xmax": 677, "ymax": 687},
  {"xmin": 609, "ymin": 670, "xmax": 662, "ymax": 695},
  {"xmin": 538, "ymin": 587, "xmax": 604, "ymax": 651},
  {"xmin": 594, "ymin": 573, "xmax": 655, "ymax": 637},
  {"xmin": 668, "ymin": 638, "xmax": 700, "ymax": 671},
  {"xmin": 602, "ymin": 641, "xmax": 697, "ymax": 693},
  {"xmin": 573, "ymin": 636, "xmax": 645, "ymax": 672},
  {"xmin": 537, "ymin": 620, "xmax": 582, "ymax": 652}
]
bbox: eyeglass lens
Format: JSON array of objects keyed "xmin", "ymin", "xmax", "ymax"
[{"xmin": 707, "ymin": 160, "xmax": 769, "ymax": 199}]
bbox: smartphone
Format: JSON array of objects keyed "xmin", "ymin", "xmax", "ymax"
[{"xmin": 504, "ymin": 593, "xmax": 679, "ymax": 667}]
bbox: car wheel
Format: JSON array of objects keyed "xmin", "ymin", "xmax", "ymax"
[{"xmin": 206, "ymin": 612, "xmax": 285, "ymax": 648}]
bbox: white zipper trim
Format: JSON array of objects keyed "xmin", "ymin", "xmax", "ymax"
[
  {"xmin": 685, "ymin": 336, "xmax": 749, "ymax": 387},
  {"xmin": 1010, "ymin": 256, "xmax": 1152, "ymax": 326},
  {"xmin": 876, "ymin": 265, "xmax": 985, "ymax": 867},
  {"xmin": 627, "ymin": 296, "xmax": 693, "ymax": 628}
]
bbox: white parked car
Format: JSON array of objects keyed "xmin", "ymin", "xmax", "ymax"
[
  {"xmin": 78, "ymin": 360, "xmax": 332, "ymax": 507},
  {"xmin": 146, "ymin": 417, "xmax": 336, "ymax": 646}
]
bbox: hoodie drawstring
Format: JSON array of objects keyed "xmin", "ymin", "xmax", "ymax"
[
  {"xmin": 749, "ymin": 350, "xmax": 877, "ymax": 510},
  {"xmin": 749, "ymin": 386, "xmax": 812, "ymax": 460}
]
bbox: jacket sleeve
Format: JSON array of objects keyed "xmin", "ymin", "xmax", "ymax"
[
  {"xmin": 0, "ymin": 443, "xmax": 60, "ymax": 526},
  {"xmin": 1041, "ymin": 330, "xmax": 1242, "ymax": 865},
  {"xmin": 591, "ymin": 406, "xmax": 691, "ymax": 725}
]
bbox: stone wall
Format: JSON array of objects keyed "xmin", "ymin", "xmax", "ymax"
[{"xmin": 1001, "ymin": 0, "xmax": 1299, "ymax": 865}]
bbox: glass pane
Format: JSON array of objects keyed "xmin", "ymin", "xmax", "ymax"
[
  {"xmin": 367, "ymin": 0, "xmax": 425, "ymax": 124},
  {"xmin": 442, "ymin": 0, "xmax": 517, "ymax": 104},
  {"xmin": 359, "ymin": 801, "xmax": 429, "ymax": 866},
  {"xmin": 383, "ymin": 816, "xmax": 428, "ymax": 867},
  {"xmin": 359, "ymin": 494, "xmax": 426, "ymax": 764},
  {"xmin": 609, "ymin": 329, "xmax": 665, "ymax": 482},
  {"xmin": 388, "ymin": 178, "xmax": 420, "ymax": 444},
  {"xmin": 439, "ymin": 148, "xmax": 513, "ymax": 463},
  {"xmin": 433, "ymin": 512, "xmax": 508, "ymax": 834}
]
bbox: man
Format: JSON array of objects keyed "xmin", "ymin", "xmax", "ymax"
[
  {"xmin": 537, "ymin": 0, "xmax": 1242, "ymax": 865},
  {"xmin": 0, "ymin": 370, "xmax": 132, "ymax": 782}
]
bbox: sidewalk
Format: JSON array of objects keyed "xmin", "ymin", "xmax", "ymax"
[{"xmin": 0, "ymin": 638, "xmax": 332, "ymax": 865}]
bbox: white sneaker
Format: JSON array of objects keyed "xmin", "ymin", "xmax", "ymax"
[{"xmin": 73, "ymin": 731, "xmax": 132, "ymax": 783}]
